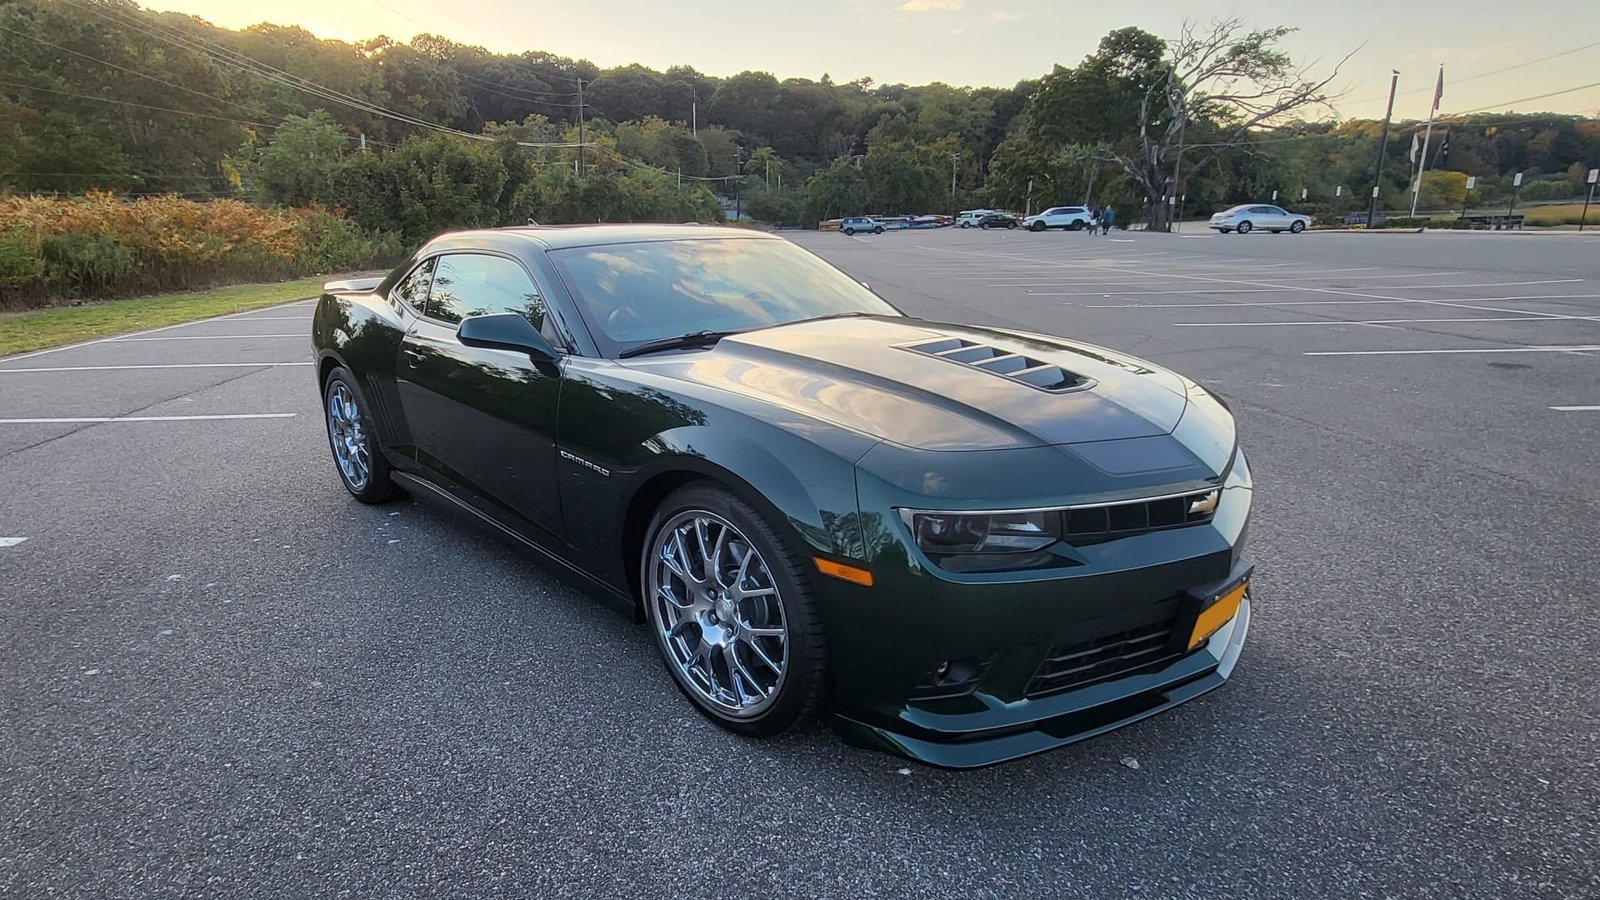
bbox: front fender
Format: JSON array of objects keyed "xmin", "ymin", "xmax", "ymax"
[{"xmin": 554, "ymin": 360, "xmax": 879, "ymax": 593}]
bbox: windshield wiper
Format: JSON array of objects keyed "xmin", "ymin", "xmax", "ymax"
[{"xmin": 617, "ymin": 329, "xmax": 745, "ymax": 359}]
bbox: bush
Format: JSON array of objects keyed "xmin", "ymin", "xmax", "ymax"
[{"xmin": 0, "ymin": 192, "xmax": 401, "ymax": 310}]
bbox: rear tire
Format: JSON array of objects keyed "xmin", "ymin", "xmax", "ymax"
[
  {"xmin": 960, "ymin": 222, "xmax": 971, "ymax": 229},
  {"xmin": 641, "ymin": 484, "xmax": 828, "ymax": 737},
  {"xmin": 322, "ymin": 366, "xmax": 401, "ymax": 504},
  {"xmin": 843, "ymin": 228, "xmax": 855, "ymax": 236},
  {"xmin": 980, "ymin": 222, "xmax": 990, "ymax": 230},
  {"xmin": 1029, "ymin": 221, "xmax": 1045, "ymax": 232},
  {"xmin": 1070, "ymin": 221, "xmax": 1085, "ymax": 231}
]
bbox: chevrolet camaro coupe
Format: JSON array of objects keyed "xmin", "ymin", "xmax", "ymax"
[{"xmin": 312, "ymin": 225, "xmax": 1254, "ymax": 768}]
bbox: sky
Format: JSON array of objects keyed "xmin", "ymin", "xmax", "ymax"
[{"xmin": 144, "ymin": 0, "xmax": 1600, "ymax": 121}]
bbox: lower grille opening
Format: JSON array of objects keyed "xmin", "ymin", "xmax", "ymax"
[{"xmin": 1027, "ymin": 618, "xmax": 1181, "ymax": 699}]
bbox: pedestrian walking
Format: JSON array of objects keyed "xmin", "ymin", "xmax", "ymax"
[
  {"xmin": 1101, "ymin": 204, "xmax": 1116, "ymax": 234},
  {"xmin": 1089, "ymin": 206, "xmax": 1101, "ymax": 235}
]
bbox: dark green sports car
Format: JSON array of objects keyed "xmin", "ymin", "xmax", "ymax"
[{"xmin": 312, "ymin": 225, "xmax": 1253, "ymax": 768}]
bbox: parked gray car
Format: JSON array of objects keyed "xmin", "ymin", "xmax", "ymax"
[{"xmin": 1208, "ymin": 204, "xmax": 1311, "ymax": 234}]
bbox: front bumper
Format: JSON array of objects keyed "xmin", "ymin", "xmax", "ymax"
[{"xmin": 832, "ymin": 578, "xmax": 1251, "ymax": 769}]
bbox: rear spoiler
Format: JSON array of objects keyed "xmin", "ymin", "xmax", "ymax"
[{"xmin": 321, "ymin": 275, "xmax": 384, "ymax": 294}]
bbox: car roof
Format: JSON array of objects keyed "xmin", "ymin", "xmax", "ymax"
[{"xmin": 426, "ymin": 223, "xmax": 774, "ymax": 252}]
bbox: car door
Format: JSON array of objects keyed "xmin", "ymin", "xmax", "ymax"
[
  {"xmin": 396, "ymin": 251, "xmax": 565, "ymax": 544},
  {"xmin": 1265, "ymin": 206, "xmax": 1292, "ymax": 229}
]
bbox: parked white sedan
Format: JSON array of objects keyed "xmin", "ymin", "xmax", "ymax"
[{"xmin": 1209, "ymin": 204, "xmax": 1311, "ymax": 234}]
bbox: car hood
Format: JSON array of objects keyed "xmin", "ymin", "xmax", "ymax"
[{"xmin": 625, "ymin": 316, "xmax": 1192, "ymax": 451}]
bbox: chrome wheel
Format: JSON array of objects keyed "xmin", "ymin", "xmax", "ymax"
[
  {"xmin": 648, "ymin": 510, "xmax": 788, "ymax": 717},
  {"xmin": 326, "ymin": 382, "xmax": 371, "ymax": 491}
]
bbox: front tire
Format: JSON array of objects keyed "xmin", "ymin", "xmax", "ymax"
[
  {"xmin": 1290, "ymin": 220, "xmax": 1305, "ymax": 234},
  {"xmin": 873, "ymin": 226, "xmax": 884, "ymax": 234},
  {"xmin": 1237, "ymin": 221, "xmax": 1253, "ymax": 234},
  {"xmin": 322, "ymin": 366, "xmax": 400, "ymax": 504},
  {"xmin": 1006, "ymin": 221, "xmax": 1017, "ymax": 229},
  {"xmin": 641, "ymin": 484, "xmax": 828, "ymax": 737}
]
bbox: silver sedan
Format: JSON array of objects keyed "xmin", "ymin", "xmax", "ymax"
[{"xmin": 1208, "ymin": 204, "xmax": 1311, "ymax": 234}]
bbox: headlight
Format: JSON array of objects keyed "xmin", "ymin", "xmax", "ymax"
[{"xmin": 899, "ymin": 509, "xmax": 1059, "ymax": 555}]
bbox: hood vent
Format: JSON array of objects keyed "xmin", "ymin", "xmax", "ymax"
[{"xmin": 898, "ymin": 337, "xmax": 1092, "ymax": 392}]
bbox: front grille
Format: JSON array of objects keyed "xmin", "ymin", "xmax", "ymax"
[
  {"xmin": 1062, "ymin": 488, "xmax": 1219, "ymax": 544},
  {"xmin": 1027, "ymin": 618, "xmax": 1182, "ymax": 698},
  {"xmin": 899, "ymin": 337, "xmax": 1090, "ymax": 392}
]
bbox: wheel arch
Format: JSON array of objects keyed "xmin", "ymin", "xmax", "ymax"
[{"xmin": 610, "ymin": 436, "xmax": 867, "ymax": 619}]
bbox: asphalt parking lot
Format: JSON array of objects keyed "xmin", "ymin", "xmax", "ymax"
[{"xmin": 3, "ymin": 227, "xmax": 1598, "ymax": 898}]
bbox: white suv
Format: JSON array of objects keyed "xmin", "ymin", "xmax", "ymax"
[{"xmin": 1023, "ymin": 206, "xmax": 1092, "ymax": 232}]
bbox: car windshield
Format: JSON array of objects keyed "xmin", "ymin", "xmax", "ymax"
[{"xmin": 550, "ymin": 237, "xmax": 901, "ymax": 354}]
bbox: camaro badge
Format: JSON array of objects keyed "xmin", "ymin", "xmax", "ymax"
[
  {"xmin": 559, "ymin": 450, "xmax": 611, "ymax": 477},
  {"xmin": 1189, "ymin": 490, "xmax": 1220, "ymax": 516}
]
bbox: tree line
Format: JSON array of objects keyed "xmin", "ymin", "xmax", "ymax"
[{"xmin": 2, "ymin": 0, "xmax": 1597, "ymax": 233}]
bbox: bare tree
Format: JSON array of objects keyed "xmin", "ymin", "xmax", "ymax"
[{"xmin": 1106, "ymin": 19, "xmax": 1353, "ymax": 232}]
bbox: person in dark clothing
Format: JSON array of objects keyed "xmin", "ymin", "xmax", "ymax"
[{"xmin": 1101, "ymin": 205, "xmax": 1116, "ymax": 234}]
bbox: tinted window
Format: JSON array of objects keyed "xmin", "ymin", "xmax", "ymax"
[
  {"xmin": 393, "ymin": 258, "xmax": 436, "ymax": 310},
  {"xmin": 1268, "ymin": 206, "xmax": 1287, "ymax": 215},
  {"xmin": 1250, "ymin": 206, "xmax": 1274, "ymax": 214},
  {"xmin": 551, "ymin": 238, "xmax": 900, "ymax": 350},
  {"xmin": 426, "ymin": 254, "xmax": 546, "ymax": 328}
]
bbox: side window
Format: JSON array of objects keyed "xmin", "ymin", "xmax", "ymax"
[
  {"xmin": 393, "ymin": 257, "xmax": 436, "ymax": 311},
  {"xmin": 426, "ymin": 253, "xmax": 547, "ymax": 329},
  {"xmin": 1251, "ymin": 206, "xmax": 1274, "ymax": 214}
]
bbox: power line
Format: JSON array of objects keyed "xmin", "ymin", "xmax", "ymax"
[
  {"xmin": 60, "ymin": 0, "xmax": 497, "ymax": 144},
  {"xmin": 0, "ymin": 23, "xmax": 238, "ymax": 108},
  {"xmin": 1346, "ymin": 40, "xmax": 1600, "ymax": 105},
  {"xmin": 0, "ymin": 78, "xmax": 280, "ymax": 129},
  {"xmin": 1450, "ymin": 80, "xmax": 1600, "ymax": 116}
]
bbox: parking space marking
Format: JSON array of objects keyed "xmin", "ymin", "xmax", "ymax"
[
  {"xmin": 1550, "ymin": 405, "xmax": 1600, "ymax": 411},
  {"xmin": 1087, "ymin": 294, "xmax": 1600, "ymax": 310},
  {"xmin": 0, "ymin": 537, "xmax": 27, "ymax": 548},
  {"xmin": 0, "ymin": 298, "xmax": 317, "ymax": 363},
  {"xmin": 1036, "ymin": 279, "xmax": 1584, "ymax": 297},
  {"xmin": 1173, "ymin": 315, "xmax": 1600, "ymax": 327},
  {"xmin": 228, "ymin": 315, "xmax": 313, "ymax": 321},
  {"xmin": 1306, "ymin": 346, "xmax": 1600, "ymax": 357},
  {"xmin": 108, "ymin": 334, "xmax": 307, "ymax": 342},
  {"xmin": 0, "ymin": 362, "xmax": 312, "ymax": 373},
  {"xmin": 0, "ymin": 414, "xmax": 298, "ymax": 423}
]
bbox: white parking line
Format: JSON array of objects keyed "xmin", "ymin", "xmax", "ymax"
[
  {"xmin": 108, "ymin": 334, "xmax": 306, "ymax": 342},
  {"xmin": 1087, "ymin": 294, "xmax": 1600, "ymax": 310},
  {"xmin": 0, "ymin": 537, "xmax": 27, "ymax": 548},
  {"xmin": 0, "ymin": 414, "xmax": 298, "ymax": 423},
  {"xmin": 1306, "ymin": 346, "xmax": 1600, "ymax": 357},
  {"xmin": 0, "ymin": 362, "xmax": 312, "ymax": 373},
  {"xmin": 0, "ymin": 299, "xmax": 317, "ymax": 363},
  {"xmin": 228, "ymin": 315, "xmax": 313, "ymax": 321},
  {"xmin": 1174, "ymin": 315, "xmax": 1600, "ymax": 327},
  {"xmin": 1035, "ymin": 279, "xmax": 1584, "ymax": 297},
  {"xmin": 1550, "ymin": 405, "xmax": 1600, "ymax": 411}
]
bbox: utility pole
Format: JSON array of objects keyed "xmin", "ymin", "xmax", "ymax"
[
  {"xmin": 950, "ymin": 152, "xmax": 960, "ymax": 201},
  {"xmin": 691, "ymin": 87, "xmax": 697, "ymax": 136},
  {"xmin": 577, "ymin": 77, "xmax": 586, "ymax": 177},
  {"xmin": 1367, "ymin": 69, "xmax": 1399, "ymax": 228},
  {"xmin": 765, "ymin": 158, "xmax": 770, "ymax": 190}
]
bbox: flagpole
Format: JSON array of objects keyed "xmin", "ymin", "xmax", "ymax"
[{"xmin": 1410, "ymin": 64, "xmax": 1443, "ymax": 218}]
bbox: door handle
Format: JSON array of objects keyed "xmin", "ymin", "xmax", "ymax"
[{"xmin": 402, "ymin": 348, "xmax": 425, "ymax": 364}]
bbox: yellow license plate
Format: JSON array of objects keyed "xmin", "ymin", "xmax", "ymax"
[{"xmin": 1189, "ymin": 580, "xmax": 1248, "ymax": 649}]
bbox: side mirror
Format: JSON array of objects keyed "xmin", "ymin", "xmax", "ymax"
[{"xmin": 456, "ymin": 313, "xmax": 559, "ymax": 365}]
